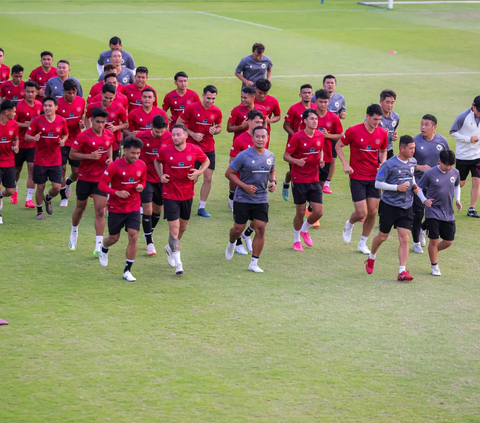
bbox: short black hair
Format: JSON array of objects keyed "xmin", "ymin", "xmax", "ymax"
[
  {"xmin": 302, "ymin": 108, "xmax": 317, "ymax": 120},
  {"xmin": 63, "ymin": 79, "xmax": 77, "ymax": 92},
  {"xmin": 172, "ymin": 123, "xmax": 187, "ymax": 132},
  {"xmin": 323, "ymin": 74, "xmax": 336, "ymax": 83},
  {"xmin": 380, "ymin": 89, "xmax": 397, "ymax": 101},
  {"xmin": 0, "ymin": 47, "xmax": 4, "ymax": 54},
  {"xmin": 104, "ymin": 64, "xmax": 116, "ymax": 73},
  {"xmin": 43, "ymin": 96, "xmax": 58, "ymax": 106},
  {"xmin": 247, "ymin": 109, "xmax": 264, "ymax": 121},
  {"xmin": 152, "ymin": 114, "xmax": 167, "ymax": 129},
  {"xmin": 242, "ymin": 87, "xmax": 256, "ymax": 95},
  {"xmin": 142, "ymin": 88, "xmax": 155, "ymax": 96},
  {"xmin": 11, "ymin": 64, "xmax": 24, "ymax": 74},
  {"xmin": 366, "ymin": 103, "xmax": 383, "ymax": 117},
  {"xmin": 203, "ymin": 85, "xmax": 217, "ymax": 95},
  {"xmin": 300, "ymin": 84, "xmax": 312, "ymax": 91},
  {"xmin": 252, "ymin": 43, "xmax": 265, "ymax": 53},
  {"xmin": 0, "ymin": 100, "xmax": 16, "ymax": 113},
  {"xmin": 25, "ymin": 81, "xmax": 39, "ymax": 90},
  {"xmin": 92, "ymin": 107, "xmax": 109, "ymax": 120},
  {"xmin": 255, "ymin": 78, "xmax": 271, "ymax": 92},
  {"xmin": 399, "ymin": 135, "xmax": 415, "ymax": 147},
  {"xmin": 109, "ymin": 36, "xmax": 122, "ymax": 46},
  {"xmin": 314, "ymin": 89, "xmax": 329, "ymax": 100},
  {"xmin": 104, "ymin": 72, "xmax": 117, "ymax": 82},
  {"xmin": 422, "ymin": 114, "xmax": 437, "ymax": 126},
  {"xmin": 102, "ymin": 83, "xmax": 116, "ymax": 95},
  {"xmin": 136, "ymin": 66, "xmax": 148, "ymax": 75},
  {"xmin": 40, "ymin": 51, "xmax": 53, "ymax": 58},
  {"xmin": 252, "ymin": 125, "xmax": 268, "ymax": 136},
  {"xmin": 174, "ymin": 71, "xmax": 188, "ymax": 80},
  {"xmin": 57, "ymin": 59, "xmax": 70, "ymax": 66},
  {"xmin": 439, "ymin": 149, "xmax": 455, "ymax": 166},
  {"xmin": 123, "ymin": 136, "xmax": 143, "ymax": 150}
]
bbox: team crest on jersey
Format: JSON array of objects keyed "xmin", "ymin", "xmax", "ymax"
[
  {"xmin": 56, "ymin": 127, "xmax": 62, "ymax": 132},
  {"xmin": 76, "ymin": 107, "xmax": 81, "ymax": 112},
  {"xmin": 186, "ymin": 100, "xmax": 191, "ymax": 104},
  {"xmin": 210, "ymin": 115, "xmax": 216, "ymax": 120},
  {"xmin": 436, "ymin": 144, "xmax": 443, "ymax": 151},
  {"xmin": 326, "ymin": 122, "xmax": 332, "ymax": 127},
  {"xmin": 376, "ymin": 139, "xmax": 380, "ymax": 144},
  {"xmin": 180, "ymin": 105, "xmax": 185, "ymax": 110},
  {"xmin": 316, "ymin": 141, "xmax": 321, "ymax": 146},
  {"xmin": 266, "ymin": 158, "xmax": 272, "ymax": 165},
  {"xmin": 123, "ymin": 77, "xmax": 128, "ymax": 83},
  {"xmin": 136, "ymin": 171, "xmax": 141, "ymax": 177},
  {"xmin": 410, "ymin": 167, "xmax": 415, "ymax": 173},
  {"xmin": 392, "ymin": 121, "xmax": 397, "ymax": 127},
  {"xmin": 111, "ymin": 113, "xmax": 115, "ymax": 117},
  {"xmin": 261, "ymin": 64, "xmax": 266, "ymax": 69},
  {"xmin": 450, "ymin": 177, "xmax": 455, "ymax": 183},
  {"xmin": 187, "ymin": 156, "xmax": 192, "ymax": 161},
  {"xmin": 8, "ymin": 131, "xmax": 13, "ymax": 136},
  {"xmin": 335, "ymin": 102, "xmax": 339, "ymax": 107}
]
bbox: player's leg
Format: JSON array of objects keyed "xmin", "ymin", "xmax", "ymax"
[
  {"xmin": 70, "ymin": 197, "xmax": 88, "ymax": 251},
  {"xmin": 168, "ymin": 219, "xmax": 184, "ymax": 274},
  {"xmin": 0, "ymin": 168, "xmax": 16, "ymax": 224},
  {"xmin": 25, "ymin": 160, "xmax": 36, "ymax": 207},
  {"xmin": 141, "ymin": 201, "xmax": 154, "ymax": 250},
  {"xmin": 59, "ymin": 148, "xmax": 69, "ymax": 206},
  {"xmin": 92, "ymin": 192, "xmax": 107, "ymax": 256},
  {"xmin": 99, "ymin": 211, "xmax": 125, "ymax": 267},
  {"xmin": 228, "ymin": 180, "xmax": 235, "ymax": 212},
  {"xmin": 123, "ymin": 226, "xmax": 139, "ymax": 282},
  {"xmin": 151, "ymin": 182, "xmax": 163, "ymax": 235},
  {"xmin": 343, "ymin": 180, "xmax": 368, "ymax": 243},
  {"xmin": 282, "ymin": 167, "xmax": 291, "ymax": 201},
  {"xmin": 468, "ymin": 162, "xmax": 480, "ymax": 216},
  {"xmin": 198, "ymin": 152, "xmax": 215, "ymax": 217},
  {"xmin": 248, "ymin": 205, "xmax": 269, "ymax": 273},
  {"xmin": 299, "ymin": 184, "xmax": 323, "ymax": 248},
  {"xmin": 412, "ymin": 194, "xmax": 425, "ymax": 253},
  {"xmin": 293, "ymin": 202, "xmax": 306, "ymax": 251},
  {"xmin": 242, "ymin": 221, "xmax": 255, "ymax": 252},
  {"xmin": 65, "ymin": 164, "xmax": 79, "ymax": 199},
  {"xmin": 43, "ymin": 166, "xmax": 63, "ymax": 215},
  {"xmin": 226, "ymin": 201, "xmax": 248, "ymax": 260},
  {"xmin": 324, "ymin": 145, "xmax": 336, "ymax": 193}
]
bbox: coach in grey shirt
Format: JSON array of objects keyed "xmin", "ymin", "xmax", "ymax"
[
  {"xmin": 97, "ymin": 36, "xmax": 136, "ymax": 75},
  {"xmin": 235, "ymin": 43, "xmax": 273, "ymax": 89},
  {"xmin": 98, "ymin": 66, "xmax": 135, "ymax": 86},
  {"xmin": 379, "ymin": 89, "xmax": 399, "ymax": 158},
  {"xmin": 45, "ymin": 59, "xmax": 83, "ymax": 98}
]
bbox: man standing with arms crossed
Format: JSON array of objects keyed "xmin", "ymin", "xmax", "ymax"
[
  {"xmin": 177, "ymin": 85, "xmax": 222, "ymax": 218},
  {"xmin": 336, "ymin": 104, "xmax": 388, "ymax": 254},
  {"xmin": 155, "ymin": 124, "xmax": 210, "ymax": 275},
  {"xmin": 283, "ymin": 109, "xmax": 324, "ymax": 251},
  {"xmin": 69, "ymin": 108, "xmax": 114, "ymax": 255},
  {"xmin": 450, "ymin": 96, "xmax": 480, "ymax": 218},
  {"xmin": 98, "ymin": 136, "xmax": 147, "ymax": 282},
  {"xmin": 225, "ymin": 126, "xmax": 276, "ymax": 273},
  {"xmin": 365, "ymin": 135, "xmax": 418, "ymax": 281}
]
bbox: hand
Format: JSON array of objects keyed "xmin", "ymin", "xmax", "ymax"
[
  {"xmin": 106, "ymin": 123, "xmax": 117, "ymax": 132},
  {"xmin": 319, "ymin": 161, "xmax": 325, "ymax": 169},
  {"xmin": 245, "ymin": 80, "xmax": 254, "ymax": 87},
  {"xmin": 392, "ymin": 131, "xmax": 399, "ymax": 141},
  {"xmin": 471, "ymin": 136, "xmax": 479, "ymax": 143},
  {"xmin": 417, "ymin": 164, "xmax": 431, "ymax": 173},
  {"xmin": 105, "ymin": 158, "xmax": 112, "ymax": 165},
  {"xmin": 160, "ymin": 174, "xmax": 170, "ymax": 184},
  {"xmin": 343, "ymin": 164, "xmax": 354, "ymax": 175},
  {"xmin": 79, "ymin": 120, "xmax": 86, "ymax": 130},
  {"xmin": 424, "ymin": 198, "xmax": 434, "ymax": 207},
  {"xmin": 59, "ymin": 138, "xmax": 66, "ymax": 147},
  {"xmin": 321, "ymin": 129, "xmax": 330, "ymax": 138},
  {"xmin": 456, "ymin": 200, "xmax": 462, "ymax": 212},
  {"xmin": 295, "ymin": 158, "xmax": 307, "ymax": 167},
  {"xmin": 187, "ymin": 169, "xmax": 201, "ymax": 181},
  {"xmin": 244, "ymin": 184, "xmax": 257, "ymax": 195},
  {"xmin": 115, "ymin": 190, "xmax": 130, "ymax": 198},
  {"xmin": 90, "ymin": 150, "xmax": 102, "ymax": 160},
  {"xmin": 130, "ymin": 130, "xmax": 138, "ymax": 137},
  {"xmin": 339, "ymin": 111, "xmax": 346, "ymax": 120},
  {"xmin": 209, "ymin": 124, "xmax": 217, "ymax": 135},
  {"xmin": 412, "ymin": 184, "xmax": 419, "ymax": 195},
  {"xmin": 135, "ymin": 184, "xmax": 144, "ymax": 192},
  {"xmin": 38, "ymin": 88, "xmax": 45, "ymax": 97},
  {"xmin": 397, "ymin": 183, "xmax": 409, "ymax": 192},
  {"xmin": 33, "ymin": 133, "xmax": 41, "ymax": 142},
  {"xmin": 191, "ymin": 132, "xmax": 204, "ymax": 142},
  {"xmin": 168, "ymin": 115, "xmax": 173, "ymax": 123},
  {"xmin": 268, "ymin": 182, "xmax": 276, "ymax": 192},
  {"xmin": 12, "ymin": 145, "xmax": 19, "ymax": 154}
]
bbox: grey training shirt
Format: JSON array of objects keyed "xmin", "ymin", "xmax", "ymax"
[
  {"xmin": 98, "ymin": 67, "xmax": 135, "ymax": 86},
  {"xmin": 376, "ymin": 156, "xmax": 417, "ymax": 209},
  {"xmin": 230, "ymin": 147, "xmax": 275, "ymax": 204},
  {"xmin": 97, "ymin": 49, "xmax": 136, "ymax": 71},
  {"xmin": 235, "ymin": 54, "xmax": 273, "ymax": 89},
  {"xmin": 379, "ymin": 110, "xmax": 400, "ymax": 151},
  {"xmin": 413, "ymin": 133, "xmax": 450, "ymax": 180},
  {"xmin": 44, "ymin": 76, "xmax": 84, "ymax": 98},
  {"xmin": 418, "ymin": 166, "xmax": 460, "ymax": 222}
]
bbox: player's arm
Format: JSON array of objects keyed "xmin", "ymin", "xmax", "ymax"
[
  {"xmin": 188, "ymin": 156, "xmax": 210, "ymax": 180},
  {"xmin": 12, "ymin": 135, "xmax": 19, "ymax": 153},
  {"xmin": 154, "ymin": 160, "xmax": 164, "ymax": 180},
  {"xmin": 17, "ymin": 121, "xmax": 30, "ymax": 129},
  {"xmin": 25, "ymin": 121, "xmax": 41, "ymax": 142},
  {"xmin": 378, "ymin": 149, "xmax": 387, "ymax": 165},
  {"xmin": 283, "ymin": 151, "xmax": 305, "ymax": 167},
  {"xmin": 176, "ymin": 115, "xmax": 203, "ymax": 141},
  {"xmin": 266, "ymin": 67, "xmax": 272, "ymax": 81},
  {"xmin": 227, "ymin": 115, "xmax": 247, "ymax": 134},
  {"xmin": 235, "ymin": 72, "xmax": 252, "ymax": 87},
  {"xmin": 124, "ymin": 114, "xmax": 138, "ymax": 137},
  {"xmin": 335, "ymin": 137, "xmax": 353, "ymax": 174},
  {"xmin": 268, "ymin": 168, "xmax": 277, "ymax": 192},
  {"xmin": 225, "ymin": 166, "xmax": 249, "ymax": 191},
  {"xmin": 210, "ymin": 122, "xmax": 222, "ymax": 135},
  {"xmin": 450, "ymin": 111, "xmax": 477, "ymax": 143},
  {"xmin": 44, "ymin": 82, "xmax": 52, "ymax": 97},
  {"xmin": 136, "ymin": 165, "xmax": 147, "ymax": 192},
  {"xmin": 267, "ymin": 105, "xmax": 282, "ymax": 125}
]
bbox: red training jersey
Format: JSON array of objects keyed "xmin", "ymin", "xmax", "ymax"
[
  {"xmin": 254, "ymin": 94, "xmax": 281, "ymax": 133},
  {"xmin": 230, "ymin": 131, "xmax": 253, "ymax": 158},
  {"xmin": 0, "ymin": 64, "xmax": 10, "ymax": 85},
  {"xmin": 180, "ymin": 101, "xmax": 223, "ymax": 153},
  {"xmin": 0, "ymin": 120, "xmax": 19, "ymax": 167},
  {"xmin": 137, "ymin": 129, "xmax": 173, "ymax": 183},
  {"xmin": 128, "ymin": 106, "xmax": 168, "ymax": 133},
  {"xmin": 228, "ymin": 103, "xmax": 267, "ymax": 140},
  {"xmin": 284, "ymin": 102, "xmax": 317, "ymax": 141},
  {"xmin": 57, "ymin": 96, "xmax": 86, "ymax": 147},
  {"xmin": 122, "ymin": 83, "xmax": 158, "ymax": 113},
  {"xmin": 0, "ymin": 80, "xmax": 25, "ymax": 103},
  {"xmin": 15, "ymin": 99, "xmax": 43, "ymax": 149},
  {"xmin": 317, "ymin": 111, "xmax": 343, "ymax": 163},
  {"xmin": 73, "ymin": 128, "xmax": 115, "ymax": 182},
  {"xmin": 91, "ymin": 91, "xmax": 129, "ymax": 112},
  {"xmin": 99, "ymin": 157, "xmax": 147, "ymax": 213},
  {"xmin": 285, "ymin": 130, "xmax": 324, "ymax": 183},
  {"xmin": 86, "ymin": 101, "xmax": 127, "ymax": 149},
  {"xmin": 28, "ymin": 66, "xmax": 57, "ymax": 100},
  {"xmin": 27, "ymin": 114, "xmax": 68, "ymax": 167},
  {"xmin": 87, "ymin": 81, "xmax": 123, "ymax": 104},
  {"xmin": 341, "ymin": 123, "xmax": 388, "ymax": 180},
  {"xmin": 162, "ymin": 89, "xmax": 200, "ymax": 129},
  {"xmin": 156, "ymin": 143, "xmax": 207, "ymax": 201}
]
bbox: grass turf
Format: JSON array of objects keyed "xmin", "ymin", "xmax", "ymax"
[{"xmin": 1, "ymin": 1, "xmax": 480, "ymax": 421}]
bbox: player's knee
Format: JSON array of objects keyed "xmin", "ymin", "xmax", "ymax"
[
  {"xmin": 4, "ymin": 187, "xmax": 15, "ymax": 196},
  {"xmin": 95, "ymin": 207, "xmax": 105, "ymax": 218}
]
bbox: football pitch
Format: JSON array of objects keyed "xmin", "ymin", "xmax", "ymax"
[{"xmin": 1, "ymin": 0, "xmax": 480, "ymax": 421}]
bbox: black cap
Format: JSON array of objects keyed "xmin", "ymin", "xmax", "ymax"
[{"xmin": 473, "ymin": 96, "xmax": 480, "ymax": 109}]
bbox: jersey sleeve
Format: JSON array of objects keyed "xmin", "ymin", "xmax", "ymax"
[
  {"xmin": 181, "ymin": 104, "xmax": 193, "ymax": 124},
  {"xmin": 284, "ymin": 106, "xmax": 295, "ymax": 124},
  {"xmin": 72, "ymin": 132, "xmax": 85, "ymax": 150},
  {"xmin": 230, "ymin": 139, "xmax": 242, "ymax": 158},
  {"xmin": 128, "ymin": 112, "xmax": 137, "ymax": 131},
  {"xmin": 98, "ymin": 163, "xmax": 117, "ymax": 195},
  {"xmin": 235, "ymin": 57, "xmax": 247, "ymax": 74},
  {"xmin": 86, "ymin": 104, "xmax": 94, "ymax": 119},
  {"xmin": 341, "ymin": 127, "xmax": 354, "ymax": 146},
  {"xmin": 417, "ymin": 170, "xmax": 430, "ymax": 189},
  {"xmin": 229, "ymin": 150, "xmax": 245, "ymax": 172},
  {"xmin": 380, "ymin": 129, "xmax": 388, "ymax": 150},
  {"xmin": 126, "ymin": 55, "xmax": 136, "ymax": 71},
  {"xmin": 44, "ymin": 81, "xmax": 52, "ymax": 97},
  {"xmin": 285, "ymin": 133, "xmax": 299, "ymax": 155},
  {"xmin": 375, "ymin": 161, "xmax": 391, "ymax": 183},
  {"xmin": 28, "ymin": 70, "xmax": 35, "ymax": 82},
  {"xmin": 0, "ymin": 84, "xmax": 5, "ymax": 97},
  {"xmin": 228, "ymin": 107, "xmax": 238, "ymax": 124},
  {"xmin": 62, "ymin": 119, "xmax": 69, "ymax": 137},
  {"xmin": 26, "ymin": 118, "xmax": 38, "ymax": 136},
  {"xmin": 195, "ymin": 146, "xmax": 208, "ymax": 163},
  {"xmin": 272, "ymin": 99, "xmax": 281, "ymax": 116},
  {"xmin": 332, "ymin": 115, "xmax": 343, "ymax": 134},
  {"xmin": 162, "ymin": 94, "xmax": 170, "ymax": 112},
  {"xmin": 118, "ymin": 106, "xmax": 128, "ymax": 122},
  {"xmin": 155, "ymin": 148, "xmax": 166, "ymax": 164}
]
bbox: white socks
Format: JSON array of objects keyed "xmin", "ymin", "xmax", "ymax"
[
  {"xmin": 199, "ymin": 200, "xmax": 207, "ymax": 209},
  {"xmin": 173, "ymin": 251, "xmax": 181, "ymax": 266},
  {"xmin": 300, "ymin": 221, "xmax": 312, "ymax": 233},
  {"xmin": 293, "ymin": 230, "xmax": 301, "ymax": 243}
]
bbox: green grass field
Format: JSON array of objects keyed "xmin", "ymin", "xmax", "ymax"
[{"xmin": 1, "ymin": 1, "xmax": 480, "ymax": 421}]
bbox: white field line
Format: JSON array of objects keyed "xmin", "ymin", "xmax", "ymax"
[
  {"xmin": 77, "ymin": 71, "xmax": 480, "ymax": 82},
  {"xmin": 293, "ymin": 26, "xmax": 470, "ymax": 30},
  {"xmin": 196, "ymin": 11, "xmax": 282, "ymax": 30},
  {"xmin": 364, "ymin": 1, "xmax": 480, "ymax": 3}
]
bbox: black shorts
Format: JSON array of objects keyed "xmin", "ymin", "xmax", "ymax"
[
  {"xmin": 350, "ymin": 179, "xmax": 380, "ymax": 202},
  {"xmin": 291, "ymin": 182, "xmax": 323, "ymax": 205},
  {"xmin": 319, "ymin": 162, "xmax": 332, "ymax": 182},
  {"xmin": 0, "ymin": 166, "xmax": 16, "ymax": 188},
  {"xmin": 61, "ymin": 146, "xmax": 80, "ymax": 168},
  {"xmin": 15, "ymin": 148, "xmax": 35, "ymax": 167},
  {"xmin": 424, "ymin": 218, "xmax": 456, "ymax": 241},
  {"xmin": 163, "ymin": 198, "xmax": 193, "ymax": 221},
  {"xmin": 233, "ymin": 201, "xmax": 269, "ymax": 225},
  {"xmin": 387, "ymin": 149, "xmax": 394, "ymax": 160},
  {"xmin": 108, "ymin": 211, "xmax": 141, "ymax": 236},
  {"xmin": 195, "ymin": 150, "xmax": 215, "ymax": 171},
  {"xmin": 456, "ymin": 158, "xmax": 480, "ymax": 180},
  {"xmin": 76, "ymin": 179, "xmax": 107, "ymax": 201},
  {"xmin": 378, "ymin": 200, "xmax": 413, "ymax": 234},
  {"xmin": 140, "ymin": 181, "xmax": 163, "ymax": 206},
  {"xmin": 33, "ymin": 165, "xmax": 63, "ymax": 185},
  {"xmin": 331, "ymin": 139, "xmax": 338, "ymax": 159}
]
